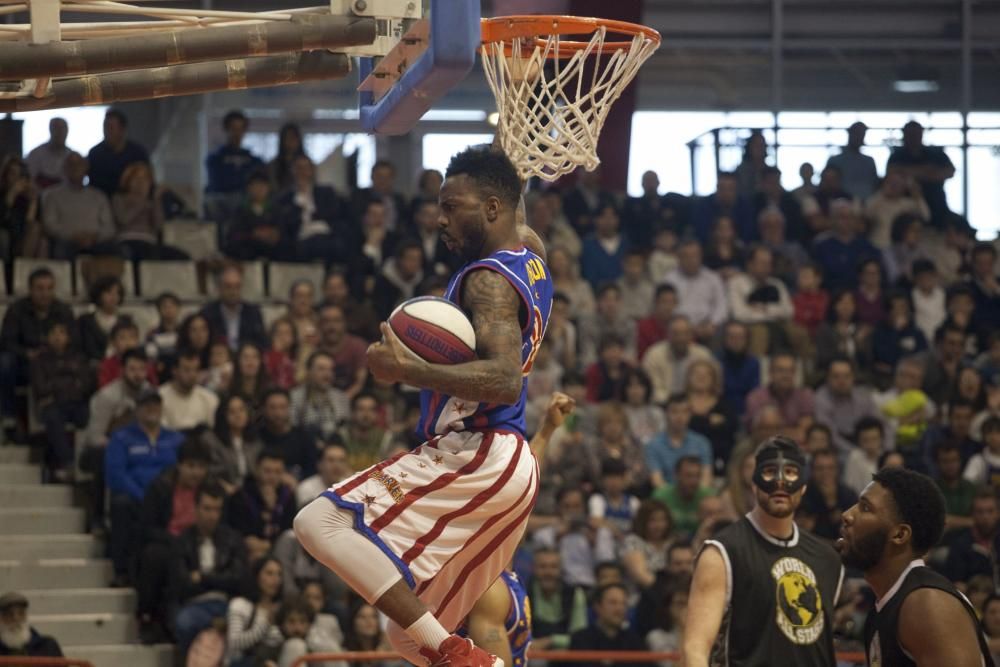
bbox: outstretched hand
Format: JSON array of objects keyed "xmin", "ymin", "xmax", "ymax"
[
  {"xmin": 540, "ymin": 392, "xmax": 576, "ymax": 434},
  {"xmin": 367, "ymin": 322, "xmax": 423, "ymax": 384}
]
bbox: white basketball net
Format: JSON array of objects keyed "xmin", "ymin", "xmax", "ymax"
[{"xmin": 482, "ymin": 25, "xmax": 658, "ymax": 182}]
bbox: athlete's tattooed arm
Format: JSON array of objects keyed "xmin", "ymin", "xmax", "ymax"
[
  {"xmin": 466, "ymin": 576, "xmax": 515, "ymax": 667},
  {"xmin": 366, "ymin": 268, "xmax": 524, "ymax": 404}
]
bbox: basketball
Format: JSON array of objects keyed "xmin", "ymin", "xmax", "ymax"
[{"xmin": 388, "ymin": 296, "xmax": 477, "ymax": 364}]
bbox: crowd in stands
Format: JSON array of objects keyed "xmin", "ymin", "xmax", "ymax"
[{"xmin": 1, "ymin": 108, "xmax": 1000, "ymax": 665}]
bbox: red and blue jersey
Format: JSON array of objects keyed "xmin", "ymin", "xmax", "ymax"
[{"xmin": 418, "ymin": 247, "xmax": 552, "ymax": 439}]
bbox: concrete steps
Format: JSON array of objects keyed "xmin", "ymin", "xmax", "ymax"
[
  {"xmin": 0, "ymin": 559, "xmax": 111, "ymax": 589},
  {"xmin": 0, "ymin": 462, "xmax": 41, "ymax": 484},
  {"xmin": 32, "ymin": 612, "xmax": 137, "ymax": 645},
  {"xmin": 22, "ymin": 588, "xmax": 136, "ymax": 615},
  {"xmin": 0, "ymin": 483, "xmax": 75, "ymax": 507},
  {"xmin": 0, "ymin": 534, "xmax": 102, "ymax": 560},
  {"xmin": 0, "ymin": 507, "xmax": 86, "ymax": 534},
  {"xmin": 0, "ymin": 445, "xmax": 31, "ymax": 463},
  {"xmin": 63, "ymin": 643, "xmax": 174, "ymax": 667}
]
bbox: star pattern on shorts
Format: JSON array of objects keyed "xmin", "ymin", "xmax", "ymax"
[
  {"xmin": 398, "ymin": 471, "xmax": 408, "ymax": 479},
  {"xmin": 454, "ymin": 400, "xmax": 467, "ymax": 413},
  {"xmin": 363, "ymin": 494, "xmax": 377, "ymax": 508},
  {"xmin": 433, "ymin": 455, "xmax": 444, "ymax": 465}
]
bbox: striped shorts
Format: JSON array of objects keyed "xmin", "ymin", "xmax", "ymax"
[{"xmin": 321, "ymin": 429, "xmax": 538, "ymax": 632}]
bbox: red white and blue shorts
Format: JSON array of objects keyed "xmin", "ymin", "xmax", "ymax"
[{"xmin": 321, "ymin": 429, "xmax": 538, "ymax": 632}]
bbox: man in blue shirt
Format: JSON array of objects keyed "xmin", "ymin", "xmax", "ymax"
[
  {"xmin": 812, "ymin": 199, "xmax": 881, "ymax": 291},
  {"xmin": 580, "ymin": 203, "xmax": 629, "ymax": 289},
  {"xmin": 645, "ymin": 393, "xmax": 713, "ymax": 488},
  {"xmin": 105, "ymin": 388, "xmax": 183, "ymax": 585},
  {"xmin": 205, "ymin": 110, "xmax": 263, "ymax": 196}
]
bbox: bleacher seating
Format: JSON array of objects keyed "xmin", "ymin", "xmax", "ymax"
[
  {"xmin": 12, "ymin": 258, "xmax": 74, "ymax": 300},
  {"xmin": 161, "ymin": 221, "xmax": 218, "ymax": 261},
  {"xmin": 137, "ymin": 260, "xmax": 200, "ymax": 300},
  {"xmin": 267, "ymin": 261, "xmax": 325, "ymax": 300}
]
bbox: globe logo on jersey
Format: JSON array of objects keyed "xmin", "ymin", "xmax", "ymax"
[{"xmin": 771, "ymin": 557, "xmax": 824, "ymax": 644}]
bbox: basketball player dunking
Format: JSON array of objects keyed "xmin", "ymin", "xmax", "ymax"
[
  {"xmin": 295, "ymin": 146, "xmax": 552, "ymax": 667},
  {"xmin": 683, "ymin": 437, "xmax": 843, "ymax": 667},
  {"xmin": 838, "ymin": 467, "xmax": 993, "ymax": 666}
]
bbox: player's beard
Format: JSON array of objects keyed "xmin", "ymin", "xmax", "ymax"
[
  {"xmin": 755, "ymin": 488, "xmax": 799, "ymax": 519},
  {"xmin": 0, "ymin": 621, "xmax": 31, "ymax": 650},
  {"xmin": 839, "ymin": 525, "xmax": 889, "ymax": 571}
]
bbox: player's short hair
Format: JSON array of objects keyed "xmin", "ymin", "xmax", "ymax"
[
  {"xmin": 445, "ymin": 145, "xmax": 522, "ymax": 209},
  {"xmin": 871, "ymin": 466, "xmax": 946, "ymax": 554}
]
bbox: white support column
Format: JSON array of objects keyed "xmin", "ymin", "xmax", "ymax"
[{"xmin": 29, "ymin": 0, "xmax": 60, "ymax": 97}]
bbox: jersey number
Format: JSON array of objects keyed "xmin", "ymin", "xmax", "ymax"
[{"xmin": 522, "ymin": 305, "xmax": 544, "ymax": 376}]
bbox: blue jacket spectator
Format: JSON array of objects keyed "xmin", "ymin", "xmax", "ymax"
[
  {"xmin": 691, "ymin": 172, "xmax": 755, "ymax": 243},
  {"xmin": 205, "ymin": 111, "xmax": 264, "ymax": 195},
  {"xmin": 812, "ymin": 199, "xmax": 881, "ymax": 291},
  {"xmin": 718, "ymin": 322, "xmax": 761, "ymax": 416},
  {"xmin": 645, "ymin": 394, "xmax": 714, "ymax": 487},
  {"xmin": 580, "ymin": 203, "xmax": 629, "ymax": 289},
  {"xmin": 105, "ymin": 392, "xmax": 183, "ymax": 502}
]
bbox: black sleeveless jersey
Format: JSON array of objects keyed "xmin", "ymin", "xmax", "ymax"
[
  {"xmin": 864, "ymin": 560, "xmax": 994, "ymax": 667},
  {"xmin": 703, "ymin": 514, "xmax": 844, "ymax": 667}
]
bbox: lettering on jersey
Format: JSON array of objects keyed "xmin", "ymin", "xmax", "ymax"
[
  {"xmin": 868, "ymin": 631, "xmax": 882, "ymax": 667},
  {"xmin": 525, "ymin": 257, "xmax": 546, "ymax": 285},
  {"xmin": 369, "ymin": 470, "xmax": 404, "ymax": 504},
  {"xmin": 771, "ymin": 557, "xmax": 824, "ymax": 645}
]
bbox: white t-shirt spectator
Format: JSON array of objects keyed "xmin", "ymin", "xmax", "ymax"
[{"xmin": 159, "ymin": 383, "xmax": 219, "ymax": 431}]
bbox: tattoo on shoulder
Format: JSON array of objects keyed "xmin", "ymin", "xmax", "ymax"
[{"xmin": 461, "ymin": 269, "xmax": 522, "ymax": 355}]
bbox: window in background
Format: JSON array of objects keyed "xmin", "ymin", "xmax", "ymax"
[
  {"xmin": 14, "ymin": 106, "xmax": 109, "ymax": 155},
  {"xmin": 421, "ymin": 133, "xmax": 494, "ymax": 175}
]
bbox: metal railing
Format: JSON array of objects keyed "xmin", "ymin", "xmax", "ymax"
[{"xmin": 291, "ymin": 648, "xmax": 868, "ymax": 666}]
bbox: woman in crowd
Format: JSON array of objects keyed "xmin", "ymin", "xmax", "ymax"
[
  {"xmin": 266, "ymin": 317, "xmax": 298, "ymax": 390},
  {"xmin": 286, "ymin": 279, "xmax": 318, "ymax": 346},
  {"xmin": 854, "ymin": 258, "xmax": 886, "ymax": 328},
  {"xmin": 112, "ymin": 161, "xmax": 165, "ymax": 260},
  {"xmin": 645, "ymin": 575, "xmax": 691, "ymax": 663},
  {"xmin": 229, "ymin": 342, "xmax": 272, "ymax": 408},
  {"xmin": 77, "ymin": 275, "xmax": 126, "ymax": 362},
  {"xmin": 735, "ymin": 129, "xmax": 768, "ymax": 198},
  {"xmin": 719, "ymin": 440, "xmax": 756, "ymax": 521},
  {"xmin": 622, "ymin": 368, "xmax": 664, "ymax": 447},
  {"xmin": 178, "ymin": 313, "xmax": 214, "ymax": 370},
  {"xmin": 595, "ymin": 401, "xmax": 649, "ymax": 496},
  {"xmin": 815, "ymin": 289, "xmax": 872, "ymax": 376},
  {"xmin": 343, "ymin": 602, "xmax": 398, "ymax": 667},
  {"xmin": 0, "ymin": 155, "xmax": 42, "ymax": 259},
  {"xmin": 270, "ymin": 123, "xmax": 306, "ymax": 192},
  {"xmin": 621, "ymin": 499, "xmax": 675, "ymax": 590},
  {"xmin": 225, "ymin": 557, "xmax": 285, "ymax": 667},
  {"xmin": 952, "ymin": 364, "xmax": 988, "ymax": 414},
  {"xmin": 549, "ymin": 245, "xmax": 595, "ymax": 317},
  {"xmin": 204, "ymin": 341, "xmax": 234, "ymax": 394},
  {"xmin": 702, "ymin": 215, "xmax": 744, "ymax": 281},
  {"xmin": 884, "ymin": 212, "xmax": 933, "ymax": 285},
  {"xmin": 211, "ymin": 393, "xmax": 262, "ymax": 493},
  {"xmin": 685, "ymin": 358, "xmax": 737, "ymax": 474}
]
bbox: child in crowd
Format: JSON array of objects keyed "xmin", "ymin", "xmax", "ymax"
[
  {"xmin": 31, "ymin": 321, "xmax": 95, "ymax": 481},
  {"xmin": 145, "ymin": 291, "xmax": 181, "ymax": 381},
  {"xmin": 589, "ymin": 459, "xmax": 641, "ymax": 539},
  {"xmin": 792, "ymin": 263, "xmax": 828, "ymax": 337},
  {"xmin": 98, "ymin": 318, "xmax": 156, "ymax": 388},
  {"xmin": 648, "ymin": 227, "xmax": 679, "ymax": 283},
  {"xmin": 265, "ymin": 318, "xmax": 298, "ymax": 390},
  {"xmin": 204, "ymin": 340, "xmax": 234, "ymax": 394}
]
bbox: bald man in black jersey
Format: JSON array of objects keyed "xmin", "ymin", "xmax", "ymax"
[{"xmin": 838, "ymin": 467, "xmax": 993, "ymax": 666}]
